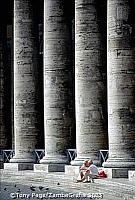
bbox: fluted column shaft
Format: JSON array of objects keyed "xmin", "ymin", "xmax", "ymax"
[
  {"xmin": 40, "ymin": 0, "xmax": 73, "ymax": 164},
  {"xmin": 11, "ymin": 0, "xmax": 41, "ymax": 163},
  {"xmin": 104, "ymin": 0, "xmax": 135, "ymax": 168},
  {"xmin": 72, "ymin": 0, "xmax": 108, "ymax": 166}
]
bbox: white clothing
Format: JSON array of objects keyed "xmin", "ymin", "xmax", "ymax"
[
  {"xmin": 84, "ymin": 164, "xmax": 98, "ymax": 182},
  {"xmin": 87, "ymin": 164, "xmax": 98, "ymax": 176}
]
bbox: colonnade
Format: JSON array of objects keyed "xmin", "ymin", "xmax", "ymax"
[{"xmin": 1, "ymin": 0, "xmax": 135, "ymax": 175}]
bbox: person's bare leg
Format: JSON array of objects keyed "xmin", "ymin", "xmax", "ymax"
[
  {"xmin": 80, "ymin": 171, "xmax": 84, "ymax": 179},
  {"xmin": 76, "ymin": 171, "xmax": 86, "ymax": 182},
  {"xmin": 76, "ymin": 176, "xmax": 85, "ymax": 182}
]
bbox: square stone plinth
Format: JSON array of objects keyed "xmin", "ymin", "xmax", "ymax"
[
  {"xmin": 34, "ymin": 164, "xmax": 65, "ymax": 172},
  {"xmin": 65, "ymin": 165, "xmax": 80, "ymax": 177},
  {"xmin": 128, "ymin": 171, "xmax": 135, "ymax": 182},
  {"xmin": 4, "ymin": 163, "xmax": 34, "ymax": 171},
  {"xmin": 105, "ymin": 168, "xmax": 135, "ymax": 178}
]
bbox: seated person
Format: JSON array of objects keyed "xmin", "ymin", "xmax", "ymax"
[
  {"xmin": 76, "ymin": 160, "xmax": 89, "ymax": 182},
  {"xmin": 76, "ymin": 160, "xmax": 99, "ymax": 183},
  {"xmin": 84, "ymin": 160, "xmax": 99, "ymax": 182}
]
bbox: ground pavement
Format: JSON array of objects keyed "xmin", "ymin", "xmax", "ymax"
[{"xmin": 0, "ymin": 169, "xmax": 135, "ymax": 200}]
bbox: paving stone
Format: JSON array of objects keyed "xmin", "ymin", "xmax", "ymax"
[{"xmin": 1, "ymin": 169, "xmax": 135, "ymax": 200}]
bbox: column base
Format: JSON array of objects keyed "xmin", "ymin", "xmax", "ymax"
[
  {"xmin": 40, "ymin": 156, "xmax": 69, "ymax": 165},
  {"xmin": 128, "ymin": 171, "xmax": 135, "ymax": 182},
  {"xmin": 71, "ymin": 157, "xmax": 100, "ymax": 166},
  {"xmin": 34, "ymin": 164, "xmax": 65, "ymax": 172},
  {"xmin": 103, "ymin": 158, "xmax": 135, "ymax": 168},
  {"xmin": 10, "ymin": 157, "xmax": 35, "ymax": 163},
  {"xmin": 104, "ymin": 168, "xmax": 135, "ymax": 178},
  {"xmin": 4, "ymin": 163, "xmax": 34, "ymax": 171}
]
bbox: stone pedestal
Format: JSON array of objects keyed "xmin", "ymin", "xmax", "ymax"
[
  {"xmin": 72, "ymin": 0, "xmax": 107, "ymax": 166},
  {"xmin": 128, "ymin": 171, "xmax": 135, "ymax": 182},
  {"xmin": 34, "ymin": 164, "xmax": 65, "ymax": 172},
  {"xmin": 103, "ymin": 0, "xmax": 135, "ymax": 169},
  {"xmin": 105, "ymin": 168, "xmax": 135, "ymax": 178},
  {"xmin": 65, "ymin": 165, "xmax": 80, "ymax": 177},
  {"xmin": 40, "ymin": 0, "xmax": 73, "ymax": 166},
  {"xmin": 4, "ymin": 163, "xmax": 34, "ymax": 171},
  {"xmin": 10, "ymin": 0, "xmax": 41, "ymax": 165}
]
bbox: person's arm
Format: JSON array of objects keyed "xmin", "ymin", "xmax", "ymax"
[
  {"xmin": 85, "ymin": 166, "xmax": 90, "ymax": 173},
  {"xmin": 80, "ymin": 166, "xmax": 86, "ymax": 170}
]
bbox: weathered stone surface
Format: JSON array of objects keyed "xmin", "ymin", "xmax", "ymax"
[
  {"xmin": 40, "ymin": 0, "xmax": 74, "ymax": 165},
  {"xmin": 4, "ymin": 163, "xmax": 34, "ymax": 171},
  {"xmin": 10, "ymin": 0, "xmax": 42, "ymax": 164},
  {"xmin": 65, "ymin": 165, "xmax": 80, "ymax": 176},
  {"xmin": 105, "ymin": 168, "xmax": 135, "ymax": 178},
  {"xmin": 103, "ymin": 0, "xmax": 135, "ymax": 168},
  {"xmin": 71, "ymin": 0, "xmax": 108, "ymax": 166},
  {"xmin": 128, "ymin": 170, "xmax": 135, "ymax": 182},
  {"xmin": 34, "ymin": 164, "xmax": 65, "ymax": 172}
]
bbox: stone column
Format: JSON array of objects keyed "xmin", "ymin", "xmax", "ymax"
[
  {"xmin": 39, "ymin": 0, "xmax": 73, "ymax": 170},
  {"xmin": 7, "ymin": 0, "xmax": 41, "ymax": 169},
  {"xmin": 103, "ymin": 0, "xmax": 135, "ymax": 175},
  {"xmin": 71, "ymin": 0, "xmax": 108, "ymax": 166}
]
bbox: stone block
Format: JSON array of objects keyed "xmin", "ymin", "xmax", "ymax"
[
  {"xmin": 128, "ymin": 171, "xmax": 135, "ymax": 182},
  {"xmin": 34, "ymin": 164, "xmax": 65, "ymax": 172},
  {"xmin": 4, "ymin": 163, "xmax": 34, "ymax": 171},
  {"xmin": 105, "ymin": 168, "xmax": 135, "ymax": 178},
  {"xmin": 65, "ymin": 165, "xmax": 80, "ymax": 177}
]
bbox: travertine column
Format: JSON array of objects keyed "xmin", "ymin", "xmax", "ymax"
[
  {"xmin": 104, "ymin": 0, "xmax": 135, "ymax": 168},
  {"xmin": 40, "ymin": 0, "xmax": 73, "ymax": 165},
  {"xmin": 71, "ymin": 0, "xmax": 108, "ymax": 166},
  {"xmin": 10, "ymin": 0, "xmax": 41, "ymax": 164}
]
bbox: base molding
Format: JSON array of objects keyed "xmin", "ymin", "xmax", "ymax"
[
  {"xmin": 4, "ymin": 163, "xmax": 34, "ymax": 171},
  {"xmin": 34, "ymin": 164, "xmax": 65, "ymax": 172}
]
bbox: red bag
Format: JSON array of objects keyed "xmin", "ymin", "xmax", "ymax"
[{"xmin": 98, "ymin": 170, "xmax": 107, "ymax": 178}]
